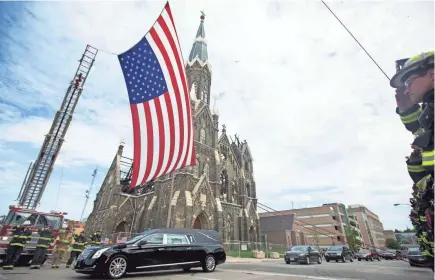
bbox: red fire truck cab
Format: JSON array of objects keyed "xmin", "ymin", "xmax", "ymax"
[{"xmin": 0, "ymin": 206, "xmax": 66, "ymax": 266}]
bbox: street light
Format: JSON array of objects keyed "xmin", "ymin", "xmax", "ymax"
[{"xmin": 394, "ymin": 203, "xmax": 411, "ymax": 206}]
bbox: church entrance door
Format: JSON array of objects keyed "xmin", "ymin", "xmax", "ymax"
[{"xmin": 193, "ymin": 212, "xmax": 209, "ymax": 229}]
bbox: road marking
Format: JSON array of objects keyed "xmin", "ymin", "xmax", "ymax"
[
  {"xmin": 176, "ymin": 274, "xmax": 221, "ymax": 280},
  {"xmin": 219, "ymin": 269, "xmax": 364, "ymax": 280}
]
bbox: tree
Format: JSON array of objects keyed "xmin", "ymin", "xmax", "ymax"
[
  {"xmin": 345, "ymin": 227, "xmax": 362, "ymax": 251},
  {"xmin": 385, "ymin": 238, "xmax": 401, "ymax": 249}
]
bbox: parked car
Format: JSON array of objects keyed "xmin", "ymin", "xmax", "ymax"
[
  {"xmin": 376, "ymin": 249, "xmax": 386, "ymax": 259},
  {"xmin": 383, "ymin": 249, "xmax": 397, "ymax": 260},
  {"xmin": 324, "ymin": 246, "xmax": 354, "ymax": 263},
  {"xmin": 284, "ymin": 245, "xmax": 322, "ymax": 265},
  {"xmin": 356, "ymin": 249, "xmax": 381, "ymax": 261},
  {"xmin": 407, "ymin": 248, "xmax": 433, "ymax": 268},
  {"xmin": 74, "ymin": 228, "xmax": 226, "ymax": 279}
]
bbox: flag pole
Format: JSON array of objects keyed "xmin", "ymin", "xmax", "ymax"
[{"xmin": 166, "ymin": 170, "xmax": 176, "ymax": 228}]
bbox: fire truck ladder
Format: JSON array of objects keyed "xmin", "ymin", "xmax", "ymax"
[{"xmin": 18, "ymin": 45, "xmax": 98, "ymax": 210}]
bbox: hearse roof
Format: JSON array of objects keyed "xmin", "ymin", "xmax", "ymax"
[{"xmin": 141, "ymin": 228, "xmax": 221, "ymax": 244}]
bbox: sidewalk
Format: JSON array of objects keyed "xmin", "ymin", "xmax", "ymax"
[{"xmin": 226, "ymin": 256, "xmax": 282, "ymax": 263}]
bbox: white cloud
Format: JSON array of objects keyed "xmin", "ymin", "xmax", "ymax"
[{"xmin": 0, "ymin": 0, "xmax": 433, "ymax": 230}]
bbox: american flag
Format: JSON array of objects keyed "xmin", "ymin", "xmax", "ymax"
[{"xmin": 118, "ymin": 2, "xmax": 195, "ymax": 189}]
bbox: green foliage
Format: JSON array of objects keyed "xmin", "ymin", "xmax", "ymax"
[
  {"xmin": 385, "ymin": 238, "xmax": 401, "ymax": 249},
  {"xmin": 345, "ymin": 227, "xmax": 362, "ymax": 251}
]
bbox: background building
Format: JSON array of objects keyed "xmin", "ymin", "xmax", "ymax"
[
  {"xmin": 259, "ymin": 212, "xmax": 308, "ymax": 247},
  {"xmin": 348, "ymin": 204, "xmax": 385, "ymax": 248},
  {"xmin": 85, "ymin": 14, "xmax": 260, "ymax": 243},
  {"xmin": 259, "ymin": 203, "xmax": 352, "ymax": 248}
]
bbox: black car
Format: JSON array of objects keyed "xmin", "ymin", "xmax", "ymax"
[
  {"xmin": 284, "ymin": 246, "xmax": 322, "ymax": 265},
  {"xmin": 407, "ymin": 248, "xmax": 432, "ymax": 268},
  {"xmin": 324, "ymin": 246, "xmax": 354, "ymax": 263},
  {"xmin": 74, "ymin": 228, "xmax": 226, "ymax": 279},
  {"xmin": 383, "ymin": 249, "xmax": 397, "ymax": 260}
]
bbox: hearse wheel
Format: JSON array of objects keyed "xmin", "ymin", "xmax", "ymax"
[
  {"xmin": 106, "ymin": 255, "xmax": 127, "ymax": 279},
  {"xmin": 202, "ymin": 254, "xmax": 216, "ymax": 272}
]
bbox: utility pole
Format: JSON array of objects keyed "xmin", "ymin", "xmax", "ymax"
[{"xmin": 80, "ymin": 168, "xmax": 98, "ymax": 222}]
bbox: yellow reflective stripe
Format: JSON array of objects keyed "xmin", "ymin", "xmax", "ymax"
[
  {"xmin": 416, "ymin": 177, "xmax": 429, "ymax": 192},
  {"xmin": 12, "ymin": 235, "xmax": 19, "ymax": 238},
  {"xmin": 37, "ymin": 244, "xmax": 49, "ymax": 248},
  {"xmin": 400, "ymin": 107, "xmax": 422, "ymax": 123},
  {"xmin": 10, "ymin": 243, "xmax": 24, "ymax": 247},
  {"xmin": 407, "ymin": 165, "xmax": 426, "ymax": 172},
  {"xmin": 71, "ymin": 249, "xmax": 83, "ymax": 252},
  {"xmin": 39, "ymin": 237, "xmax": 52, "ymax": 241},
  {"xmin": 75, "ymin": 243, "xmax": 86, "ymax": 245},
  {"xmin": 60, "ymin": 239, "xmax": 70, "ymax": 243},
  {"xmin": 422, "ymin": 150, "xmax": 434, "ymax": 166},
  {"xmin": 413, "ymin": 128, "xmax": 425, "ymax": 136}
]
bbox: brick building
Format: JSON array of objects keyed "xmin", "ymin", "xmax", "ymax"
[
  {"xmin": 348, "ymin": 204, "xmax": 385, "ymax": 248},
  {"xmin": 259, "ymin": 212, "xmax": 308, "ymax": 247},
  {"xmin": 259, "ymin": 203, "xmax": 355, "ymax": 248}
]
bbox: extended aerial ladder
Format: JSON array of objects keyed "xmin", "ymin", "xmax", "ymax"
[{"xmin": 17, "ymin": 45, "xmax": 98, "ymax": 210}]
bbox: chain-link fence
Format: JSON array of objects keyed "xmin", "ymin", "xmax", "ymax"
[{"xmin": 224, "ymin": 240, "xmax": 288, "ymax": 258}]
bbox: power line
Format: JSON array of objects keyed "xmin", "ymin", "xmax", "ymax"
[
  {"xmin": 321, "ymin": 0, "xmax": 390, "ymax": 81},
  {"xmin": 257, "ymin": 201, "xmax": 382, "ymax": 249},
  {"xmin": 258, "ymin": 202, "xmax": 342, "ymax": 241}
]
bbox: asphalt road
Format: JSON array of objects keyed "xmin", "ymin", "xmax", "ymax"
[{"xmin": 0, "ymin": 259, "xmax": 433, "ymax": 280}]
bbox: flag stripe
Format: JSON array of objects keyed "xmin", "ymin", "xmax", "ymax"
[
  {"xmin": 155, "ymin": 18, "xmax": 189, "ymax": 171},
  {"xmin": 150, "ymin": 27, "xmax": 186, "ymax": 174},
  {"xmin": 135, "ymin": 103, "xmax": 149, "ymax": 186},
  {"xmin": 162, "ymin": 8, "xmax": 195, "ymax": 167},
  {"xmin": 130, "ymin": 104, "xmax": 142, "ymax": 188},
  {"xmin": 151, "ymin": 97, "xmax": 165, "ymax": 179},
  {"xmin": 146, "ymin": 31, "xmax": 181, "ymax": 177},
  {"xmin": 159, "ymin": 12, "xmax": 193, "ymax": 169}
]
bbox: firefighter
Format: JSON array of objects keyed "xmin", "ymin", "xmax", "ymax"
[
  {"xmin": 392, "ymin": 51, "xmax": 434, "ymax": 270},
  {"xmin": 30, "ymin": 226, "xmax": 55, "ymax": 269},
  {"xmin": 66, "ymin": 231, "xmax": 87, "ymax": 268},
  {"xmin": 51, "ymin": 226, "xmax": 73, "ymax": 268},
  {"xmin": 2, "ymin": 220, "xmax": 32, "ymax": 270},
  {"xmin": 89, "ymin": 230, "xmax": 103, "ymax": 246}
]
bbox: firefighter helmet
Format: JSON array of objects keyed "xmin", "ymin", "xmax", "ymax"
[{"xmin": 390, "ymin": 51, "xmax": 434, "ymax": 88}]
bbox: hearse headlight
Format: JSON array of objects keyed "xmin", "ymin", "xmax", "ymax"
[{"xmin": 91, "ymin": 248, "xmax": 110, "ymax": 259}]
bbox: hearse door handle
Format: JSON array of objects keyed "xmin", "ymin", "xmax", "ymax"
[
  {"xmin": 158, "ymin": 248, "xmax": 165, "ymax": 251},
  {"xmin": 186, "ymin": 247, "xmax": 192, "ymax": 250}
]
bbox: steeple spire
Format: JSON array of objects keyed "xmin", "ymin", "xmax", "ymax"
[{"xmin": 188, "ymin": 11, "xmax": 208, "ymax": 62}]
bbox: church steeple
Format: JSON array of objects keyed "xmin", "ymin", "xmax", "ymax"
[
  {"xmin": 188, "ymin": 11, "xmax": 208, "ymax": 62},
  {"xmin": 186, "ymin": 11, "xmax": 212, "ymax": 106}
]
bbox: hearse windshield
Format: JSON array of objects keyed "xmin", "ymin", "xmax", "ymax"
[
  {"xmin": 4, "ymin": 211, "xmax": 62, "ymax": 230},
  {"xmin": 125, "ymin": 230, "xmax": 155, "ymax": 245}
]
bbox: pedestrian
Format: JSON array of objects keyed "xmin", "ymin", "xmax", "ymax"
[
  {"xmin": 89, "ymin": 230, "xmax": 103, "ymax": 246},
  {"xmin": 51, "ymin": 226, "xmax": 73, "ymax": 268},
  {"xmin": 30, "ymin": 226, "xmax": 55, "ymax": 269},
  {"xmin": 2, "ymin": 220, "xmax": 32, "ymax": 270},
  {"xmin": 66, "ymin": 231, "xmax": 87, "ymax": 268}
]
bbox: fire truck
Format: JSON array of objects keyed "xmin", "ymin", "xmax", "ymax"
[
  {"xmin": 0, "ymin": 46, "xmax": 98, "ymax": 266},
  {"xmin": 0, "ymin": 206, "xmax": 66, "ymax": 265}
]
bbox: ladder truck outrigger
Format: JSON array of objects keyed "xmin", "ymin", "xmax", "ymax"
[{"xmin": 0, "ymin": 45, "xmax": 98, "ymax": 266}]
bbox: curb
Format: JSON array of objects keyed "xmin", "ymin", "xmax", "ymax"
[{"xmin": 226, "ymin": 257, "xmax": 282, "ymax": 264}]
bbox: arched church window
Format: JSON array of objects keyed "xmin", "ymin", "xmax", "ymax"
[
  {"xmin": 246, "ymin": 183, "xmax": 251, "ymax": 197},
  {"xmin": 200, "ymin": 128, "xmax": 206, "ymax": 143}
]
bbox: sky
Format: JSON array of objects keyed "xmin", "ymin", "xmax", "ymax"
[{"xmin": 0, "ymin": 0, "xmax": 433, "ymax": 231}]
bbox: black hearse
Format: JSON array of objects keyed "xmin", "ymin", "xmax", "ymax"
[{"xmin": 74, "ymin": 228, "xmax": 226, "ymax": 279}]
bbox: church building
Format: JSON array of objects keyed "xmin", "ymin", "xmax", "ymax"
[{"xmin": 85, "ymin": 13, "xmax": 260, "ymax": 243}]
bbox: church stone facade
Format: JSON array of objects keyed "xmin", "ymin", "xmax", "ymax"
[{"xmin": 85, "ymin": 14, "xmax": 260, "ymax": 243}]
